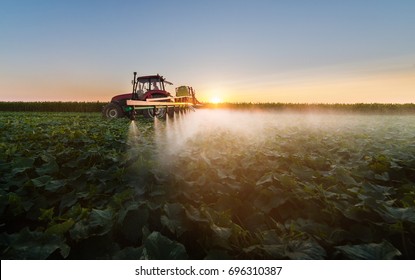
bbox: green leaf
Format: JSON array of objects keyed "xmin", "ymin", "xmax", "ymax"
[
  {"xmin": 290, "ymin": 165, "xmax": 315, "ymax": 181},
  {"xmin": 45, "ymin": 179, "xmax": 67, "ymax": 192},
  {"xmin": 69, "ymin": 222, "xmax": 89, "ymax": 240},
  {"xmin": 378, "ymin": 206, "xmax": 415, "ymax": 223},
  {"xmin": 36, "ymin": 157, "xmax": 59, "ymax": 175},
  {"xmin": 11, "ymin": 157, "xmax": 34, "ymax": 174},
  {"xmin": 112, "ymin": 246, "xmax": 145, "ymax": 260},
  {"xmin": 161, "ymin": 203, "xmax": 189, "ymax": 237},
  {"xmin": 70, "ymin": 208, "xmax": 113, "ymax": 240},
  {"xmin": 211, "ymin": 224, "xmax": 232, "ymax": 240},
  {"xmin": 59, "ymin": 191, "xmax": 78, "ymax": 211},
  {"xmin": 117, "ymin": 204, "xmax": 149, "ymax": 243},
  {"xmin": 242, "ymin": 212, "xmax": 268, "ymax": 232},
  {"xmin": 143, "ymin": 231, "xmax": 187, "ymax": 260},
  {"xmin": 335, "ymin": 240, "xmax": 401, "ymax": 259},
  {"xmin": 374, "ymin": 172, "xmax": 390, "ymax": 181},
  {"xmin": 253, "ymin": 188, "xmax": 288, "ymax": 213},
  {"xmin": 285, "ymin": 239, "xmax": 327, "ymax": 260},
  {"xmin": 31, "ymin": 175, "xmax": 52, "ymax": 187},
  {"xmin": 204, "ymin": 249, "xmax": 232, "ymax": 260},
  {"xmin": 38, "ymin": 207, "xmax": 54, "ymax": 221},
  {"xmin": 89, "ymin": 208, "xmax": 113, "ymax": 235},
  {"xmin": 258, "ymin": 230, "xmax": 282, "ymax": 245},
  {"xmin": 45, "ymin": 219, "xmax": 75, "ymax": 235},
  {"xmin": 335, "ymin": 167, "xmax": 358, "ymax": 185},
  {"xmin": 256, "ymin": 173, "xmax": 274, "ymax": 186},
  {"xmin": 262, "ymin": 245, "xmax": 286, "ymax": 259},
  {"xmin": 1, "ymin": 228, "xmax": 70, "ymax": 259},
  {"xmin": 185, "ymin": 205, "xmax": 209, "ymax": 223},
  {"xmin": 276, "ymin": 174, "xmax": 297, "ymax": 188}
]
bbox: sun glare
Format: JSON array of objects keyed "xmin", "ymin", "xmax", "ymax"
[{"xmin": 210, "ymin": 96, "xmax": 222, "ymax": 104}]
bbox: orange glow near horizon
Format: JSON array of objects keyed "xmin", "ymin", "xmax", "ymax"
[
  {"xmin": 199, "ymin": 71, "xmax": 415, "ymax": 104},
  {"xmin": 1, "ymin": 71, "xmax": 414, "ymax": 104}
]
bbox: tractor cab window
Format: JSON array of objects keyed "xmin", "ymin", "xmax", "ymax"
[
  {"xmin": 138, "ymin": 81, "xmax": 149, "ymax": 92},
  {"xmin": 151, "ymin": 82, "xmax": 159, "ymax": 90},
  {"xmin": 133, "ymin": 83, "xmax": 145, "ymax": 99},
  {"xmin": 150, "ymin": 80, "xmax": 162, "ymax": 91},
  {"xmin": 137, "ymin": 83, "xmax": 144, "ymax": 95}
]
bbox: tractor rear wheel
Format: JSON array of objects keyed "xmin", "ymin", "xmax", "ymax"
[{"xmin": 103, "ymin": 103, "xmax": 124, "ymax": 119}]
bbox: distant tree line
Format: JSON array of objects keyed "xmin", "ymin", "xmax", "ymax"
[
  {"xmin": 0, "ymin": 102, "xmax": 106, "ymax": 112},
  {"xmin": 1, "ymin": 101, "xmax": 414, "ymax": 114}
]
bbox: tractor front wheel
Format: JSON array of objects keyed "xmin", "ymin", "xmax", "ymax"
[
  {"xmin": 102, "ymin": 103, "xmax": 124, "ymax": 119},
  {"xmin": 143, "ymin": 94, "xmax": 168, "ymax": 119},
  {"xmin": 143, "ymin": 106, "xmax": 167, "ymax": 119}
]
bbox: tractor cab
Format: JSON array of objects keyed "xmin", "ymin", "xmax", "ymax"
[{"xmin": 132, "ymin": 73, "xmax": 173, "ymax": 100}]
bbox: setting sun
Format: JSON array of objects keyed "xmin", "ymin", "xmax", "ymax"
[{"xmin": 210, "ymin": 96, "xmax": 222, "ymax": 104}]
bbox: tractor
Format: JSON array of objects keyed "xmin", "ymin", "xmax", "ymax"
[
  {"xmin": 103, "ymin": 72, "xmax": 171, "ymax": 119},
  {"xmin": 102, "ymin": 72, "xmax": 200, "ymax": 120}
]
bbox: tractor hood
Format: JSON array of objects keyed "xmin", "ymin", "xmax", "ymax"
[{"xmin": 111, "ymin": 93, "xmax": 132, "ymax": 102}]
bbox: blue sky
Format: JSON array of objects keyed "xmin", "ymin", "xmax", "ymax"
[{"xmin": 1, "ymin": 0, "xmax": 414, "ymax": 103}]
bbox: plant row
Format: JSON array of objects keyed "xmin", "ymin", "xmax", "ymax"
[{"xmin": 1, "ymin": 112, "xmax": 414, "ymax": 259}]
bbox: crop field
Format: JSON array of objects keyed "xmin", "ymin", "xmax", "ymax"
[{"xmin": 1, "ymin": 109, "xmax": 415, "ymax": 259}]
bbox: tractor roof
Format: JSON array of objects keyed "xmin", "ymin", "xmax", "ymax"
[{"xmin": 137, "ymin": 74, "xmax": 173, "ymax": 85}]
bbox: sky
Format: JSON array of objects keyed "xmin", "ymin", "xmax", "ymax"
[{"xmin": 1, "ymin": 0, "xmax": 414, "ymax": 103}]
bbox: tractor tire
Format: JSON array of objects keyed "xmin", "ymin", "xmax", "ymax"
[
  {"xmin": 143, "ymin": 107, "xmax": 167, "ymax": 119},
  {"xmin": 102, "ymin": 103, "xmax": 124, "ymax": 119},
  {"xmin": 143, "ymin": 94, "xmax": 167, "ymax": 119}
]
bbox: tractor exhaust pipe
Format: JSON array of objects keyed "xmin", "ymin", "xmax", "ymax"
[
  {"xmin": 132, "ymin": 72, "xmax": 138, "ymax": 99},
  {"xmin": 132, "ymin": 72, "xmax": 137, "ymax": 93}
]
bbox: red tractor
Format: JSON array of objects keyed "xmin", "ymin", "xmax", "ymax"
[
  {"xmin": 102, "ymin": 72, "xmax": 200, "ymax": 120},
  {"xmin": 102, "ymin": 72, "xmax": 176, "ymax": 118}
]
